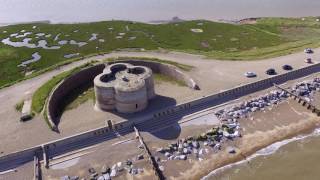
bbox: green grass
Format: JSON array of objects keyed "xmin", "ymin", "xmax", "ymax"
[
  {"xmin": 1, "ymin": 17, "xmax": 320, "ymax": 87},
  {"xmin": 64, "ymin": 86, "xmax": 95, "ymax": 111},
  {"xmin": 31, "ymin": 62, "xmax": 94, "ymax": 113},
  {"xmin": 31, "ymin": 57, "xmax": 192, "ymax": 114},
  {"xmin": 105, "ymin": 56, "xmax": 194, "ymax": 71},
  {"xmin": 15, "ymin": 100, "xmax": 24, "ymax": 112}
]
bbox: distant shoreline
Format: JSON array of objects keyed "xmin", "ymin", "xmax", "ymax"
[
  {"xmin": 0, "ymin": 16, "xmax": 261, "ymax": 27},
  {"xmin": 0, "ymin": 20, "xmax": 50, "ymax": 27}
]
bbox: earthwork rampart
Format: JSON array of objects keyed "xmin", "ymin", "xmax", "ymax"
[
  {"xmin": 2, "ymin": 62, "xmax": 320, "ymax": 172},
  {"xmin": 47, "ymin": 60, "xmax": 198, "ymax": 128}
]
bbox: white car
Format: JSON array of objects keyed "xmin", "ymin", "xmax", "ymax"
[{"xmin": 244, "ymin": 72, "xmax": 257, "ymax": 78}]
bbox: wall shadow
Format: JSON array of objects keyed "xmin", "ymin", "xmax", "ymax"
[
  {"xmin": 110, "ymin": 94, "xmax": 178, "ymax": 120},
  {"xmin": 148, "ymin": 123, "xmax": 181, "ymax": 140}
]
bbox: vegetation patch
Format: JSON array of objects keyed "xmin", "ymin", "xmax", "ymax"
[
  {"xmin": 105, "ymin": 56, "xmax": 194, "ymax": 71},
  {"xmin": 15, "ymin": 100, "xmax": 24, "ymax": 112},
  {"xmin": 32, "ymin": 57, "xmax": 191, "ymax": 114},
  {"xmin": 31, "ymin": 62, "xmax": 94, "ymax": 113},
  {"xmin": 63, "ymin": 86, "xmax": 95, "ymax": 111},
  {"xmin": 0, "ymin": 18, "xmax": 320, "ymax": 87},
  {"xmin": 154, "ymin": 73, "xmax": 186, "ymax": 86}
]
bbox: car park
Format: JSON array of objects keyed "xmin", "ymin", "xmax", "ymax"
[
  {"xmin": 282, "ymin": 64, "xmax": 293, "ymax": 70},
  {"xmin": 244, "ymin": 72, "xmax": 257, "ymax": 78}
]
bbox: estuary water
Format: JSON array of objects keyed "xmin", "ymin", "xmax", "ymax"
[
  {"xmin": 204, "ymin": 128, "xmax": 320, "ymax": 180},
  {"xmin": 1, "ymin": 0, "xmax": 320, "ymax": 24}
]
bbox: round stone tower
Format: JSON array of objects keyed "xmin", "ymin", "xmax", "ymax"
[{"xmin": 93, "ymin": 63, "xmax": 155, "ymax": 113}]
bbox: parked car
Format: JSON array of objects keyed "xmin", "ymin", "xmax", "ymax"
[
  {"xmin": 304, "ymin": 48, "xmax": 313, "ymax": 54},
  {"xmin": 282, "ymin": 64, "xmax": 293, "ymax": 70},
  {"xmin": 244, "ymin": 72, "xmax": 257, "ymax": 78},
  {"xmin": 266, "ymin": 68, "xmax": 276, "ymax": 75},
  {"xmin": 305, "ymin": 58, "xmax": 312, "ymax": 63}
]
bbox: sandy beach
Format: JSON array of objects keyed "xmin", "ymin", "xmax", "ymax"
[
  {"xmin": 173, "ymin": 99, "xmax": 320, "ymax": 179},
  {"xmin": 138, "ymin": 90, "xmax": 320, "ymax": 180}
]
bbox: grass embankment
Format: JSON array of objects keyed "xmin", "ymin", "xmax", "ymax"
[
  {"xmin": 1, "ymin": 17, "xmax": 320, "ymax": 87},
  {"xmin": 15, "ymin": 100, "xmax": 24, "ymax": 112},
  {"xmin": 32, "ymin": 57, "xmax": 192, "ymax": 116},
  {"xmin": 63, "ymin": 86, "xmax": 94, "ymax": 111},
  {"xmin": 31, "ymin": 62, "xmax": 94, "ymax": 113},
  {"xmin": 106, "ymin": 56, "xmax": 193, "ymax": 71}
]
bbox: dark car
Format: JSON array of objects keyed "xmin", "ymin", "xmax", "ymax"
[
  {"xmin": 305, "ymin": 58, "xmax": 312, "ymax": 63},
  {"xmin": 266, "ymin": 68, "xmax": 276, "ymax": 75},
  {"xmin": 304, "ymin": 48, "xmax": 313, "ymax": 54},
  {"xmin": 282, "ymin": 64, "xmax": 293, "ymax": 70}
]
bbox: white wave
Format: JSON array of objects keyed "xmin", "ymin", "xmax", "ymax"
[{"xmin": 201, "ymin": 127, "xmax": 320, "ymax": 180}]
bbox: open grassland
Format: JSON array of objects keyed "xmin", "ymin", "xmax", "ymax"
[{"xmin": 1, "ymin": 17, "xmax": 320, "ymax": 87}]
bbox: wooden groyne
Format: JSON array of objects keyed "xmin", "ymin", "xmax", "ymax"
[
  {"xmin": 33, "ymin": 155, "xmax": 41, "ymax": 180},
  {"xmin": 274, "ymin": 84, "xmax": 320, "ymax": 116},
  {"xmin": 2, "ymin": 62, "xmax": 320, "ymax": 173},
  {"xmin": 134, "ymin": 126, "xmax": 165, "ymax": 180}
]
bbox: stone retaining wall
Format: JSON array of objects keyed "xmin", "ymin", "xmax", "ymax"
[
  {"xmin": 46, "ymin": 64, "xmax": 105, "ymax": 129},
  {"xmin": 3, "ymin": 62, "xmax": 320, "ymax": 172},
  {"xmin": 142, "ymin": 62, "xmax": 320, "ymax": 123},
  {"xmin": 0, "ymin": 120, "xmax": 134, "ymax": 172},
  {"xmin": 47, "ymin": 60, "xmax": 198, "ymax": 127}
]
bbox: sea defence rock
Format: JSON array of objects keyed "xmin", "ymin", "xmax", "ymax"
[{"xmin": 94, "ymin": 63, "xmax": 155, "ymax": 113}]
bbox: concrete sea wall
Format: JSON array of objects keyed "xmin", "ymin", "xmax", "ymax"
[
  {"xmin": 2, "ymin": 62, "xmax": 319, "ymax": 172},
  {"xmin": 134, "ymin": 62, "xmax": 320, "ymax": 129},
  {"xmin": 0, "ymin": 120, "xmax": 134, "ymax": 172}
]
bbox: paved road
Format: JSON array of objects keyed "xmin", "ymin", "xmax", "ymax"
[{"xmin": 0, "ymin": 49, "xmax": 318, "ymax": 155}]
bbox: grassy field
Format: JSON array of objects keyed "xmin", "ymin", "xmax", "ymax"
[{"xmin": 1, "ymin": 17, "xmax": 320, "ymax": 87}]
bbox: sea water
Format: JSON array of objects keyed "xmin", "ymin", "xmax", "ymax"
[
  {"xmin": 202, "ymin": 128, "xmax": 320, "ymax": 180},
  {"xmin": 1, "ymin": 0, "xmax": 320, "ymax": 24}
]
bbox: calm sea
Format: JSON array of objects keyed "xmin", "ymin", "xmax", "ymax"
[
  {"xmin": 203, "ymin": 128, "xmax": 320, "ymax": 180},
  {"xmin": 1, "ymin": 0, "xmax": 320, "ymax": 24}
]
